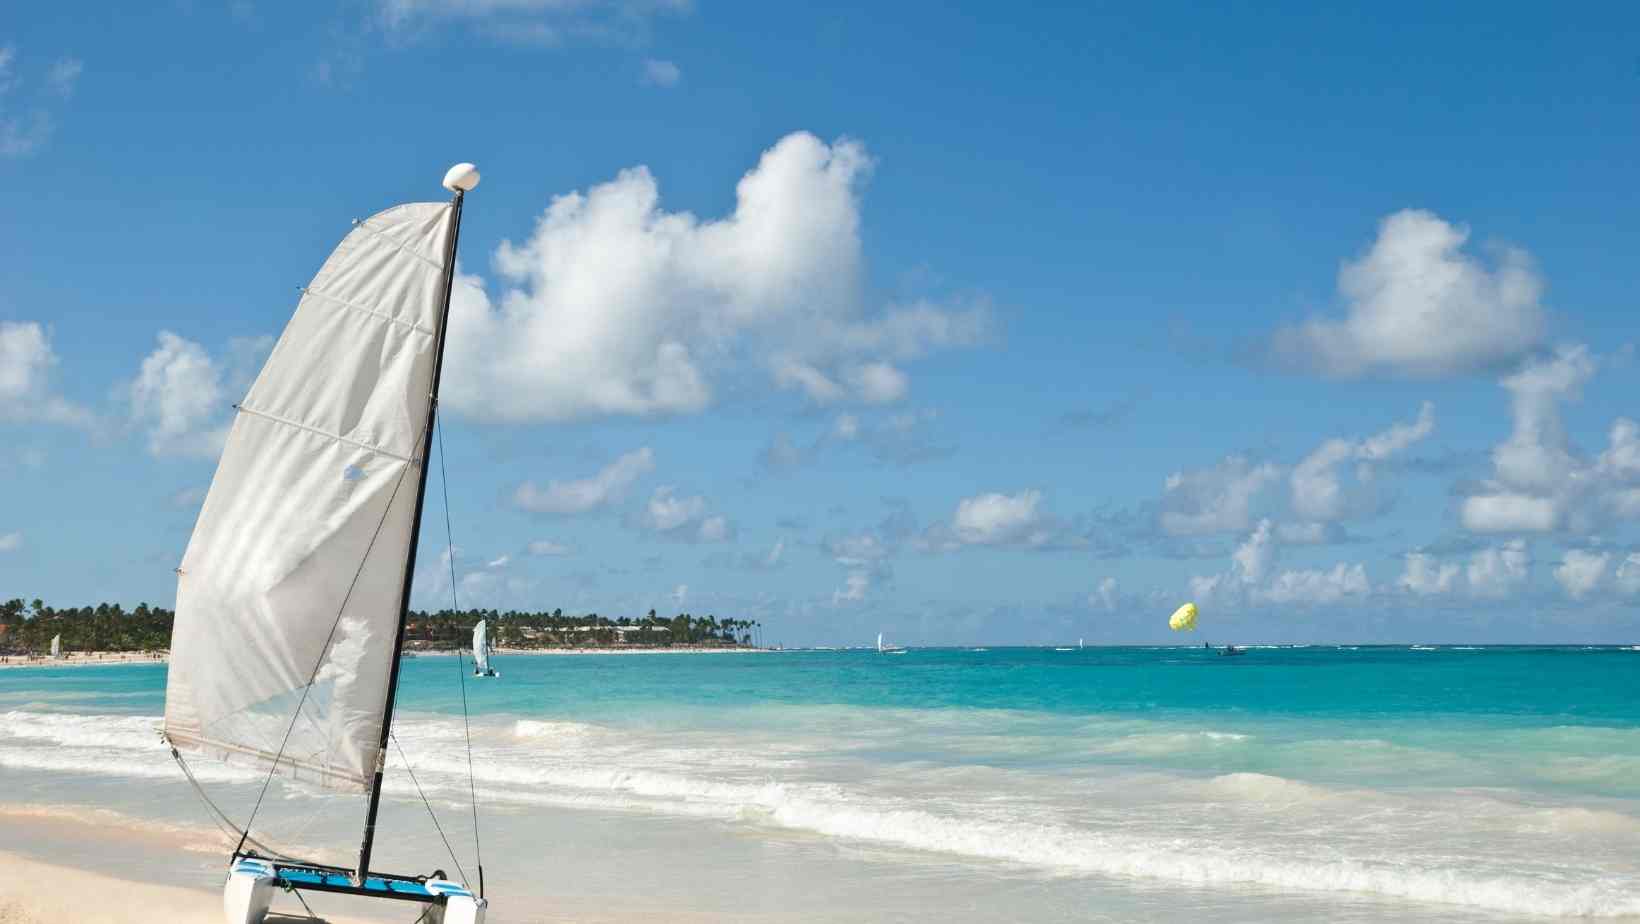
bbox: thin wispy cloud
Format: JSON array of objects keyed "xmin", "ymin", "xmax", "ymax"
[
  {"xmin": 514, "ymin": 447, "xmax": 655, "ymax": 515},
  {"xmin": 45, "ymin": 57, "xmax": 82, "ymax": 98},
  {"xmin": 0, "ymin": 46, "xmax": 82, "ymax": 156},
  {"xmin": 642, "ymin": 58, "xmax": 680, "ymax": 87}
]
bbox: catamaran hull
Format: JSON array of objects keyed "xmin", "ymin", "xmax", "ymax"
[
  {"xmin": 425, "ymin": 881, "xmax": 487, "ymax": 923},
  {"xmin": 222, "ymin": 857, "xmax": 485, "ymax": 924},
  {"xmin": 224, "ymin": 858, "xmax": 275, "ymax": 924}
]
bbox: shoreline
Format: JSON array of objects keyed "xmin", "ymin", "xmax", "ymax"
[
  {"xmin": 487, "ymin": 645, "xmax": 769, "ymax": 656},
  {"xmin": 0, "ymin": 651, "xmax": 168, "ymax": 671},
  {"xmin": 0, "ymin": 646, "xmax": 772, "ymax": 670}
]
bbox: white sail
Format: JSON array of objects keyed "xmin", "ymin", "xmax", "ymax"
[
  {"xmin": 876, "ymin": 632, "xmax": 883, "ymax": 653},
  {"xmin": 164, "ymin": 202, "xmax": 455, "ymax": 791},
  {"xmin": 472, "ymin": 619, "xmax": 490, "ymax": 673},
  {"xmin": 50, "ymin": 634, "xmax": 60, "ymax": 658}
]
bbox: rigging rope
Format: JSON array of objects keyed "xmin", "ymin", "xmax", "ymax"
[
  {"xmin": 170, "ymin": 747, "xmax": 290, "ymax": 860},
  {"xmin": 390, "ymin": 731, "xmax": 469, "ymax": 886},
  {"xmin": 438, "ymin": 416, "xmax": 487, "ymax": 897}
]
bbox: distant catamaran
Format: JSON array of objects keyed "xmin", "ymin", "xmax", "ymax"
[
  {"xmin": 49, "ymin": 634, "xmax": 61, "ymax": 659},
  {"xmin": 876, "ymin": 632, "xmax": 905, "ymax": 654},
  {"xmin": 161, "ymin": 164, "xmax": 488, "ymax": 923},
  {"xmin": 473, "ymin": 619, "xmax": 498, "ymax": 678}
]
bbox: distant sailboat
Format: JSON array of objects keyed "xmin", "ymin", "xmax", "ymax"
[
  {"xmin": 49, "ymin": 634, "xmax": 61, "ymax": 659},
  {"xmin": 876, "ymin": 632, "xmax": 905, "ymax": 654},
  {"xmin": 161, "ymin": 164, "xmax": 487, "ymax": 923},
  {"xmin": 472, "ymin": 619, "xmax": 498, "ymax": 678},
  {"xmin": 1079, "ymin": 638, "xmax": 1084, "ymax": 650}
]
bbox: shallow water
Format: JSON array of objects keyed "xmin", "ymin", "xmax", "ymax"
[{"xmin": 2, "ymin": 646, "xmax": 1638, "ymax": 921}]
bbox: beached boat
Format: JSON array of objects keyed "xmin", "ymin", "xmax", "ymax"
[
  {"xmin": 473, "ymin": 619, "xmax": 499, "ymax": 678},
  {"xmin": 161, "ymin": 164, "xmax": 488, "ymax": 924}
]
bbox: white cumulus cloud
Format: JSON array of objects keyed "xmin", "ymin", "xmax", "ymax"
[
  {"xmin": 1394, "ymin": 541, "xmax": 1534, "ymax": 600},
  {"xmin": 917, "ymin": 490, "xmax": 1069, "ymax": 550},
  {"xmin": 636, "ymin": 486, "xmax": 732, "ymax": 542},
  {"xmin": 1159, "ymin": 456, "xmax": 1281, "ymax": 536},
  {"xmin": 1189, "ymin": 518, "xmax": 1368, "ymax": 608},
  {"xmin": 952, "ymin": 490, "xmax": 1043, "ymax": 545},
  {"xmin": 126, "ymin": 332, "xmax": 230, "ymax": 458},
  {"xmin": 1290, "ymin": 402, "xmax": 1434, "ymax": 522},
  {"xmin": 1231, "ymin": 519, "xmax": 1276, "ymax": 583},
  {"xmin": 0, "ymin": 321, "xmax": 92, "ymax": 427},
  {"xmin": 0, "ymin": 531, "xmax": 21, "ymax": 552},
  {"xmin": 1274, "ymin": 209, "xmax": 1545, "ymax": 377},
  {"xmin": 1259, "ymin": 563, "xmax": 1370, "ymax": 605},
  {"xmin": 513, "ymin": 447, "xmax": 654, "ymax": 515},
  {"xmin": 1552, "ymin": 550, "xmax": 1610, "ymax": 600},
  {"xmin": 442, "ymin": 133, "xmax": 984, "ymax": 422},
  {"xmin": 1460, "ymin": 346, "xmax": 1640, "ymax": 534},
  {"xmin": 1465, "ymin": 540, "xmax": 1531, "ymax": 599},
  {"xmin": 1398, "ymin": 553, "xmax": 1460, "ymax": 596}
]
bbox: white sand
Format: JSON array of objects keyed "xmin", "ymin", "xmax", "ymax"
[
  {"xmin": 0, "ymin": 849, "xmax": 386, "ymax": 924},
  {"xmin": 0, "ymin": 653, "xmax": 167, "ymax": 671},
  {"xmin": 0, "ymin": 808, "xmax": 388, "ymax": 924}
]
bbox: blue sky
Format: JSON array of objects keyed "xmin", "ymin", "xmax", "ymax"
[{"xmin": 3, "ymin": 1, "xmax": 1639, "ymax": 644}]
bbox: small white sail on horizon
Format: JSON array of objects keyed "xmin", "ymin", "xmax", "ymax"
[
  {"xmin": 50, "ymin": 634, "xmax": 60, "ymax": 658},
  {"xmin": 876, "ymin": 632, "xmax": 884, "ymax": 653},
  {"xmin": 473, "ymin": 619, "xmax": 497, "ymax": 677}
]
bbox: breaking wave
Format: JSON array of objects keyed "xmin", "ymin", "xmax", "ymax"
[{"xmin": 7, "ymin": 708, "xmax": 1640, "ymax": 917}]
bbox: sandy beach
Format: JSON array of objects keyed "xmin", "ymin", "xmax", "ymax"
[
  {"xmin": 0, "ymin": 809, "xmax": 380, "ymax": 924},
  {"xmin": 0, "ymin": 652, "xmax": 168, "ymax": 671}
]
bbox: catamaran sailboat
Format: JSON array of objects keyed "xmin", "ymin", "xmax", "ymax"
[
  {"xmin": 876, "ymin": 632, "xmax": 905, "ymax": 654},
  {"xmin": 161, "ymin": 164, "xmax": 488, "ymax": 924},
  {"xmin": 49, "ymin": 634, "xmax": 61, "ymax": 659},
  {"xmin": 473, "ymin": 619, "xmax": 498, "ymax": 678}
]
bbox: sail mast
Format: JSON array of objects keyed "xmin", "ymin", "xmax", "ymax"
[{"xmin": 356, "ymin": 168, "xmax": 473, "ymax": 882}]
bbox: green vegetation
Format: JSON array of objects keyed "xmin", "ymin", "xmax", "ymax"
[
  {"xmin": 409, "ymin": 608, "xmax": 759, "ymax": 650},
  {"xmin": 0, "ymin": 599, "xmax": 174, "ymax": 654},
  {"xmin": 0, "ymin": 599, "xmax": 760, "ymax": 654}
]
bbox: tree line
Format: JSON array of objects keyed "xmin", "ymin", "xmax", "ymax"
[{"xmin": 0, "ymin": 599, "xmax": 761, "ymax": 655}]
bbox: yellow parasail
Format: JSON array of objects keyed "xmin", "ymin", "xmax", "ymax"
[{"xmin": 1168, "ymin": 602, "xmax": 1198, "ymax": 632}]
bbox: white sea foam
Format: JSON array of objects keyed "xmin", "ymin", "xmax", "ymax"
[
  {"xmin": 8, "ymin": 707, "xmax": 1640, "ymax": 918},
  {"xmin": 1092, "ymin": 731, "xmax": 1251, "ymax": 757}
]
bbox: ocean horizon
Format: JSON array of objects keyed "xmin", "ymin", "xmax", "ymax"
[{"xmin": 3, "ymin": 645, "xmax": 1638, "ymax": 921}]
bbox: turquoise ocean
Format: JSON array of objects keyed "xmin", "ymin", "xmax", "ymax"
[{"xmin": 3, "ymin": 646, "xmax": 1639, "ymax": 921}]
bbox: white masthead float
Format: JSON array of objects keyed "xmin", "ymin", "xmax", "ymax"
[{"xmin": 162, "ymin": 164, "xmax": 487, "ymax": 924}]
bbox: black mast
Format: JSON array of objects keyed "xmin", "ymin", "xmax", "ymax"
[{"xmin": 356, "ymin": 185, "xmax": 466, "ymax": 883}]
